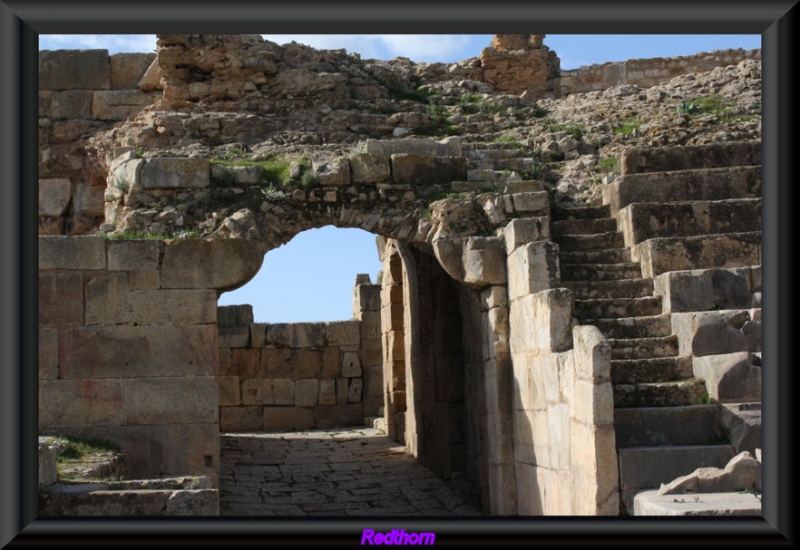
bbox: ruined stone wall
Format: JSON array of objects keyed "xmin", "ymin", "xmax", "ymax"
[
  {"xmin": 506, "ymin": 231, "xmax": 619, "ymax": 515},
  {"xmin": 38, "ymin": 236, "xmax": 263, "ymax": 486},
  {"xmin": 39, "ymin": 50, "xmax": 160, "ymax": 235},
  {"xmin": 559, "ymin": 48, "xmax": 760, "ymax": 95},
  {"xmin": 216, "ymin": 280, "xmax": 382, "ymax": 432}
]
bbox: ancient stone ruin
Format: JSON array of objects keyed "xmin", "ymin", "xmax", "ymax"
[{"xmin": 38, "ymin": 34, "xmax": 762, "ymax": 516}]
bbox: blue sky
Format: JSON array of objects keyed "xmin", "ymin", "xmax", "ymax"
[{"xmin": 39, "ymin": 34, "xmax": 761, "ymax": 322}]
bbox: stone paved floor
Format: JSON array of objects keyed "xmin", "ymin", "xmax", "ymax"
[{"xmin": 219, "ymin": 426, "xmax": 485, "ymax": 516}]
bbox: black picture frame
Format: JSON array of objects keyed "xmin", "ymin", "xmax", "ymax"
[{"xmin": 1, "ymin": 1, "xmax": 795, "ymax": 546}]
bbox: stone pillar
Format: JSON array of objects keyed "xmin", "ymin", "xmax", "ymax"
[{"xmin": 353, "ymin": 274, "xmax": 382, "ymax": 416}]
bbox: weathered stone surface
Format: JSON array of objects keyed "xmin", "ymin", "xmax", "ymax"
[
  {"xmin": 350, "ymin": 153, "xmax": 390, "ymax": 183},
  {"xmin": 352, "ymin": 284, "xmax": 381, "ymax": 316},
  {"xmin": 217, "ymin": 305, "xmax": 254, "ymax": 327},
  {"xmin": 39, "ymin": 327, "xmax": 58, "ymax": 380},
  {"xmin": 313, "ymin": 157, "xmax": 351, "ymax": 186},
  {"xmin": 218, "ymin": 376, "xmax": 240, "ymax": 406},
  {"xmin": 250, "ymin": 323, "xmax": 267, "ymax": 348},
  {"xmin": 139, "ymin": 158, "xmax": 210, "ymax": 189},
  {"xmin": 39, "ymin": 272, "xmax": 84, "ymax": 326},
  {"xmin": 321, "ymin": 347, "xmax": 340, "ymax": 379},
  {"xmin": 390, "ymin": 154, "xmax": 436, "ymax": 185},
  {"xmin": 273, "ymin": 379, "xmax": 295, "ymax": 405},
  {"xmin": 504, "ymin": 217, "xmax": 549, "ymax": 253},
  {"xmin": 221, "ymin": 406, "xmax": 263, "ymax": 432},
  {"xmin": 39, "ymin": 379, "xmax": 123, "ymax": 427},
  {"xmin": 295, "ymin": 379, "xmax": 319, "ymax": 407},
  {"xmin": 692, "ymin": 352, "xmax": 761, "ymax": 403},
  {"xmin": 367, "ymin": 137, "xmax": 461, "ymax": 157},
  {"xmin": 263, "ymin": 407, "xmax": 313, "ymax": 431},
  {"xmin": 672, "ymin": 310, "xmax": 753, "ymax": 357},
  {"xmin": 39, "ymin": 236, "xmax": 107, "ymax": 270},
  {"xmin": 124, "ymin": 377, "xmax": 217, "ymax": 425},
  {"xmin": 433, "ymin": 236, "xmax": 507, "ymax": 288},
  {"xmin": 85, "ymin": 272, "xmax": 131, "ymax": 325},
  {"xmin": 39, "ymin": 49, "xmax": 111, "ymax": 90},
  {"xmin": 218, "ymin": 326, "xmax": 251, "ymax": 348},
  {"xmin": 325, "ymin": 321, "xmax": 360, "ymax": 346},
  {"xmin": 92, "ymin": 90, "xmax": 153, "ymax": 120},
  {"xmin": 294, "ymin": 349, "xmax": 321, "ymax": 379},
  {"xmin": 230, "ymin": 348, "xmax": 260, "ymax": 378},
  {"xmin": 507, "ymin": 240, "xmax": 560, "ymax": 300},
  {"xmin": 510, "ymin": 192, "xmax": 549, "ymax": 214},
  {"xmin": 240, "ymin": 379, "xmax": 275, "ymax": 406},
  {"xmin": 107, "ymin": 240, "xmax": 161, "ymax": 271},
  {"xmin": 128, "ymin": 289, "xmax": 218, "ymax": 324},
  {"xmin": 658, "ymin": 451, "xmax": 761, "ymax": 495},
  {"xmin": 72, "ymin": 184, "xmax": 105, "ymax": 216},
  {"xmin": 654, "ymin": 267, "xmax": 756, "ymax": 313},
  {"xmin": 621, "ymin": 141, "xmax": 761, "ymax": 175},
  {"xmin": 161, "ymin": 239, "xmax": 263, "ymax": 291},
  {"xmin": 266, "ymin": 323, "xmax": 325, "ymax": 348},
  {"xmin": 262, "ymin": 348, "xmax": 293, "ymax": 378},
  {"xmin": 634, "ymin": 489, "xmax": 761, "ymax": 516},
  {"xmin": 341, "ymin": 352, "xmax": 361, "ymax": 378},
  {"xmin": 347, "ymin": 378, "xmax": 363, "ymax": 403},
  {"xmin": 38, "ymin": 440, "xmax": 60, "ymax": 488},
  {"xmin": 319, "ymin": 379, "xmax": 336, "ymax": 406},
  {"xmin": 636, "ymin": 233, "xmax": 761, "ymax": 279},
  {"xmin": 111, "ymin": 53, "xmax": 157, "ymax": 90},
  {"xmin": 51, "ymin": 90, "xmax": 93, "ymax": 119},
  {"xmin": 720, "ymin": 403, "xmax": 761, "ymax": 455}
]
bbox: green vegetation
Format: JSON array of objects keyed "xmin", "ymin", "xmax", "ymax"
[
  {"xmin": 492, "ymin": 135, "xmax": 524, "ymax": 149},
  {"xmin": 614, "ymin": 119, "xmax": 644, "ymax": 136},
  {"xmin": 210, "ymin": 154, "xmax": 292, "ymax": 187},
  {"xmin": 113, "ymin": 175, "xmax": 131, "ymax": 194},
  {"xmin": 597, "ymin": 157, "xmax": 619, "ymax": 174},
  {"xmin": 261, "ymin": 185, "xmax": 287, "ymax": 203},
  {"xmin": 104, "ymin": 229, "xmax": 201, "ymax": 240},
  {"xmin": 56, "ymin": 436, "xmax": 121, "ymax": 463},
  {"xmin": 547, "ymin": 123, "xmax": 584, "ymax": 141},
  {"xmin": 677, "ymin": 96, "xmax": 760, "ymax": 124},
  {"xmin": 347, "ymin": 141, "xmax": 368, "ymax": 158},
  {"xmin": 389, "ymin": 85, "xmax": 435, "ymax": 104}
]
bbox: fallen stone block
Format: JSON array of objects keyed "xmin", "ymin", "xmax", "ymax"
[
  {"xmin": 38, "ymin": 178, "xmax": 72, "ymax": 217},
  {"xmin": 367, "ymin": 136, "xmax": 462, "ymax": 157},
  {"xmin": 654, "ymin": 267, "xmax": 757, "ymax": 313},
  {"xmin": 692, "ymin": 352, "xmax": 761, "ymax": 403},
  {"xmin": 657, "ymin": 451, "xmax": 761, "ymax": 495},
  {"xmin": 634, "ymin": 489, "xmax": 761, "ymax": 516},
  {"xmin": 110, "ymin": 53, "xmax": 156, "ymax": 90},
  {"xmin": 350, "ymin": 153, "xmax": 391, "ymax": 183},
  {"xmin": 720, "ymin": 403, "xmax": 762, "ymax": 455},
  {"xmin": 139, "ymin": 158, "xmax": 210, "ymax": 189}
]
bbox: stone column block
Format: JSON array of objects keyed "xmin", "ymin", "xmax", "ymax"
[
  {"xmin": 39, "ymin": 272, "xmax": 84, "ymax": 326},
  {"xmin": 39, "ymin": 379, "xmax": 123, "ymax": 427},
  {"xmin": 507, "ymin": 240, "xmax": 560, "ymax": 300},
  {"xmin": 124, "ymin": 377, "xmax": 217, "ymax": 425},
  {"xmin": 38, "ymin": 178, "xmax": 72, "ymax": 217},
  {"xmin": 39, "ymin": 236, "xmax": 107, "ymax": 270}
]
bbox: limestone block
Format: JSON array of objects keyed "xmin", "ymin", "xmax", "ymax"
[
  {"xmin": 361, "ymin": 341, "xmax": 382, "ymax": 368},
  {"xmin": 433, "ymin": 236, "xmax": 507, "ymax": 288},
  {"xmin": 221, "ymin": 406, "xmax": 263, "ymax": 432},
  {"xmin": 360, "ymin": 311, "xmax": 381, "ymax": 340},
  {"xmin": 273, "ymin": 379, "xmax": 295, "ymax": 405},
  {"xmin": 250, "ymin": 323, "xmax": 267, "ymax": 348},
  {"xmin": 139, "ymin": 158, "xmax": 210, "ymax": 189},
  {"xmin": 515, "ymin": 463, "xmax": 541, "ymax": 515},
  {"xmin": 39, "ymin": 327, "xmax": 58, "ymax": 380},
  {"xmin": 217, "ymin": 305, "xmax": 254, "ymax": 327},
  {"xmin": 352, "ymin": 284, "xmax": 381, "ymax": 315},
  {"xmin": 39, "ymin": 272, "xmax": 83, "ymax": 326},
  {"xmin": 124, "ymin": 377, "xmax": 217, "ymax": 425},
  {"xmin": 266, "ymin": 323, "xmax": 325, "ymax": 348},
  {"xmin": 633, "ymin": 489, "xmax": 761, "ymax": 516},
  {"xmin": 39, "ymin": 379, "xmax": 123, "ymax": 427},
  {"xmin": 262, "ymin": 348, "xmax": 293, "ymax": 378},
  {"xmin": 325, "ymin": 321, "xmax": 360, "ymax": 347},
  {"xmin": 218, "ymin": 376, "xmax": 240, "ymax": 406},
  {"xmin": 294, "ymin": 349, "xmax": 321, "ymax": 379},
  {"xmin": 321, "ymin": 347, "xmax": 340, "ymax": 379},
  {"xmin": 341, "ymin": 352, "xmax": 362, "ymax": 378},
  {"xmin": 510, "ymin": 192, "xmax": 549, "ymax": 214},
  {"xmin": 110, "ymin": 53, "xmax": 156, "ymax": 90},
  {"xmin": 720, "ymin": 403, "xmax": 762, "ymax": 455},
  {"xmin": 672, "ymin": 310, "xmax": 751, "ymax": 358},
  {"xmin": 693, "ymin": 352, "xmax": 761, "ymax": 403},
  {"xmin": 572, "ymin": 324, "xmax": 612, "ymax": 382},
  {"xmin": 128, "ymin": 289, "xmax": 217, "ymax": 324},
  {"xmin": 39, "ymin": 236, "xmax": 107, "ymax": 270},
  {"xmin": 319, "ymin": 379, "xmax": 337, "ymax": 406},
  {"xmin": 347, "ymin": 378, "xmax": 363, "ymax": 403},
  {"xmin": 487, "ymin": 462, "xmax": 519, "ymax": 515},
  {"xmin": 363, "ymin": 365, "xmax": 383, "ymax": 398},
  {"xmin": 263, "ymin": 407, "xmax": 313, "ymax": 431},
  {"xmin": 92, "ymin": 90, "xmax": 152, "ymax": 121},
  {"xmin": 295, "ymin": 379, "xmax": 319, "ymax": 407},
  {"xmin": 218, "ymin": 348, "xmax": 233, "ymax": 376},
  {"xmin": 529, "ymin": 289, "xmax": 575, "ymax": 353},
  {"xmin": 85, "ymin": 273, "xmax": 131, "ymax": 325},
  {"xmin": 367, "ymin": 136, "xmax": 461, "ymax": 157},
  {"xmin": 38, "ymin": 178, "xmax": 72, "ymax": 217},
  {"xmin": 38, "ymin": 217, "xmax": 64, "ymax": 235},
  {"xmin": 504, "ymin": 217, "xmax": 549, "ymax": 253},
  {"xmin": 481, "ymin": 285, "xmax": 509, "ymax": 311},
  {"xmin": 138, "ymin": 58, "xmax": 163, "ymax": 92},
  {"xmin": 39, "ymin": 49, "xmax": 111, "ymax": 90},
  {"xmin": 636, "ymin": 233, "xmax": 761, "ymax": 279},
  {"xmin": 241, "ymin": 379, "xmax": 275, "ymax": 406},
  {"xmin": 658, "ymin": 451, "xmax": 761, "ymax": 495},
  {"xmin": 160, "ymin": 239, "xmax": 263, "ymax": 291},
  {"xmin": 51, "ymin": 90, "xmax": 93, "ymax": 119},
  {"xmin": 507, "ymin": 240, "xmax": 560, "ymax": 300},
  {"xmin": 312, "ymin": 157, "xmax": 351, "ymax": 186},
  {"xmin": 350, "ymin": 153, "xmax": 391, "ymax": 183},
  {"xmin": 336, "ymin": 378, "xmax": 349, "ymax": 405},
  {"xmin": 573, "ymin": 379, "xmax": 615, "ymax": 426},
  {"xmin": 38, "ymin": 440, "xmax": 60, "ymax": 488},
  {"xmin": 107, "ymin": 240, "xmax": 160, "ymax": 271},
  {"xmin": 218, "ymin": 326, "xmax": 250, "ymax": 348},
  {"xmin": 485, "ymin": 306, "xmax": 510, "ymax": 361},
  {"xmin": 39, "ymin": 90, "xmax": 52, "ymax": 118},
  {"xmin": 654, "ymin": 268, "xmax": 754, "ymax": 313},
  {"xmin": 569, "ymin": 420, "xmax": 620, "ymax": 515},
  {"xmin": 231, "ymin": 348, "xmax": 261, "ymax": 378},
  {"xmin": 391, "ymin": 154, "xmax": 436, "ymax": 185}
]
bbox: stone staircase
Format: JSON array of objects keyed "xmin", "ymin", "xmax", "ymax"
[{"xmin": 551, "ymin": 139, "xmax": 761, "ymax": 514}]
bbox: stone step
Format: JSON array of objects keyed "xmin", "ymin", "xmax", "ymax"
[
  {"xmin": 609, "ymin": 335, "xmax": 679, "ymax": 360},
  {"xmin": 614, "ymin": 405, "xmax": 724, "ymax": 448},
  {"xmin": 617, "ymin": 444, "xmax": 735, "ymax": 515},
  {"xmin": 619, "ymin": 198, "xmax": 762, "ymax": 247},
  {"xmin": 556, "ymin": 231, "xmax": 625, "ymax": 252},
  {"xmin": 620, "ymin": 140, "xmax": 761, "ymax": 175},
  {"xmin": 611, "ymin": 356, "xmax": 694, "ymax": 385},
  {"xmin": 551, "ymin": 204, "xmax": 611, "ymax": 221},
  {"xmin": 552, "ymin": 217, "xmax": 617, "ymax": 236},
  {"xmin": 562, "ymin": 278, "xmax": 654, "ymax": 300},
  {"xmin": 560, "ymin": 248, "xmax": 631, "ymax": 265},
  {"xmin": 604, "ymin": 165, "xmax": 762, "ymax": 214},
  {"xmin": 637, "ymin": 231, "xmax": 762, "ymax": 279},
  {"xmin": 561, "ymin": 262, "xmax": 642, "ymax": 281},
  {"xmin": 582, "ymin": 314, "xmax": 671, "ymax": 339},
  {"xmin": 613, "ymin": 377, "xmax": 708, "ymax": 408},
  {"xmin": 462, "ymin": 142, "xmax": 523, "ymax": 151},
  {"xmin": 574, "ymin": 296, "xmax": 662, "ymax": 320}
]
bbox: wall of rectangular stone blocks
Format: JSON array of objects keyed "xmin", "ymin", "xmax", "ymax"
[
  {"xmin": 39, "ymin": 49, "xmax": 160, "ymax": 236},
  {"xmin": 217, "ymin": 280, "xmax": 382, "ymax": 432},
  {"xmin": 559, "ymin": 48, "xmax": 760, "ymax": 95}
]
